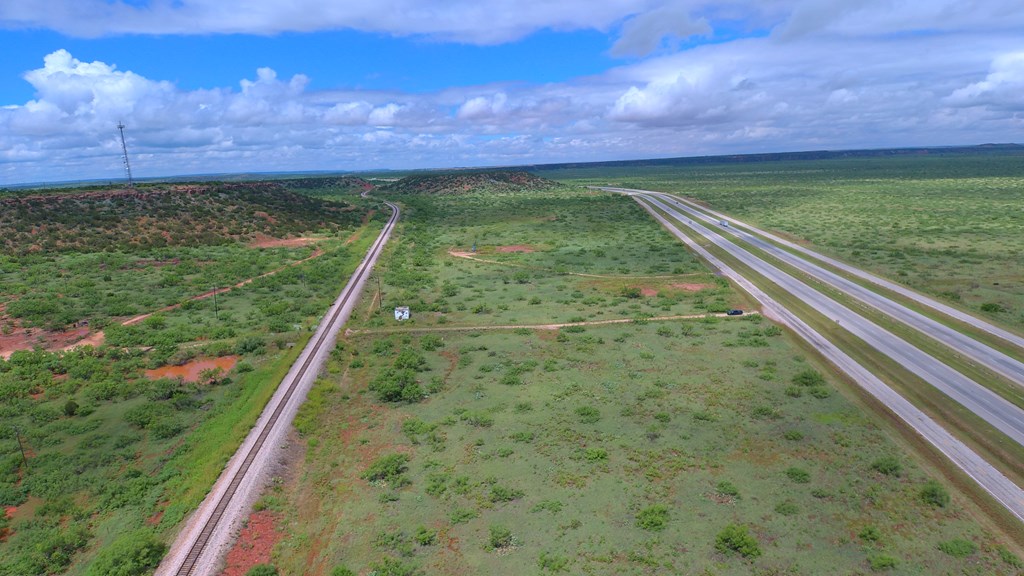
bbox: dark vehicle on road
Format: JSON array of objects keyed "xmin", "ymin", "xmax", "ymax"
[{"xmin": 727, "ymin": 309, "xmax": 744, "ymax": 316}]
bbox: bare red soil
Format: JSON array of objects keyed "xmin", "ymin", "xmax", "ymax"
[
  {"xmin": 219, "ymin": 511, "xmax": 284, "ymax": 576},
  {"xmin": 671, "ymin": 283, "xmax": 714, "ymax": 291},
  {"xmin": 1, "ymin": 325, "xmax": 93, "ymax": 359}
]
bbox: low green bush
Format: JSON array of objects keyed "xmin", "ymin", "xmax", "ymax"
[
  {"xmin": 489, "ymin": 525, "xmax": 514, "ymax": 549},
  {"xmin": 868, "ymin": 554, "xmax": 898, "ymax": 571},
  {"xmin": 919, "ymin": 480, "xmax": 949, "ymax": 507},
  {"xmin": 362, "ymin": 454, "xmax": 409, "ymax": 483},
  {"xmin": 636, "ymin": 505, "xmax": 670, "ymax": 531},
  {"xmin": 84, "ymin": 529, "xmax": 165, "ymax": 576},
  {"xmin": 715, "ymin": 524, "xmax": 761, "ymax": 558},
  {"xmin": 871, "ymin": 456, "xmax": 902, "ymax": 477},
  {"xmin": 575, "ymin": 406, "xmax": 601, "ymax": 423},
  {"xmin": 785, "ymin": 467, "xmax": 811, "ymax": 483},
  {"xmin": 937, "ymin": 538, "xmax": 977, "ymax": 558}
]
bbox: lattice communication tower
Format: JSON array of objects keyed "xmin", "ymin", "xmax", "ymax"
[{"xmin": 117, "ymin": 121, "xmax": 134, "ymax": 187}]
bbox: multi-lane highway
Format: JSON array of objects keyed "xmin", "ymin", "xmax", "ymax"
[
  {"xmin": 157, "ymin": 199, "xmax": 400, "ymax": 576},
  {"xmin": 605, "ymin": 186, "xmax": 1024, "ymax": 523},
  {"xmin": 642, "ymin": 190, "xmax": 1024, "ymax": 388},
  {"xmin": 653, "ymin": 191, "xmax": 1024, "ymax": 352}
]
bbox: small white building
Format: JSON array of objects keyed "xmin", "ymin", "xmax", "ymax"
[{"xmin": 394, "ymin": 306, "xmax": 410, "ymax": 321}]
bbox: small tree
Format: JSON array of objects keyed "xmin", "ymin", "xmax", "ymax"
[
  {"xmin": 370, "ymin": 368, "xmax": 423, "ymax": 403},
  {"xmin": 63, "ymin": 398, "xmax": 79, "ymax": 417}
]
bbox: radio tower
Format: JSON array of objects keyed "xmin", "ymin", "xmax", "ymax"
[{"xmin": 117, "ymin": 121, "xmax": 134, "ymax": 187}]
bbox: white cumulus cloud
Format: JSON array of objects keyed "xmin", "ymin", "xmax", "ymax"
[
  {"xmin": 4, "ymin": 0, "xmax": 1024, "ymax": 185},
  {"xmin": 948, "ymin": 52, "xmax": 1024, "ymax": 111}
]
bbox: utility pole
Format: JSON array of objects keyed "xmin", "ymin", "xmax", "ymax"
[
  {"xmin": 117, "ymin": 121, "xmax": 134, "ymax": 188},
  {"xmin": 13, "ymin": 426, "xmax": 28, "ymax": 469}
]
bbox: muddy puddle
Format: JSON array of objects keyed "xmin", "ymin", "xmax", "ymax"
[{"xmin": 145, "ymin": 355, "xmax": 239, "ymax": 382}]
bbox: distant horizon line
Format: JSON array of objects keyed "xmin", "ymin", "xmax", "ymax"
[{"xmin": 5, "ymin": 142, "xmax": 1021, "ymax": 190}]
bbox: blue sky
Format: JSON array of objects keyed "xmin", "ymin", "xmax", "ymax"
[
  {"xmin": 1, "ymin": 28, "xmax": 618, "ymax": 101},
  {"xmin": 2, "ymin": 1, "xmax": 1023, "ymax": 184}
]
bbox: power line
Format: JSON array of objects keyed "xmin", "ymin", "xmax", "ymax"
[{"xmin": 117, "ymin": 121, "xmax": 134, "ymax": 188}]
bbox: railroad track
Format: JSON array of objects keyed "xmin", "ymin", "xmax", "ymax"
[{"xmin": 158, "ymin": 199, "xmax": 399, "ymax": 576}]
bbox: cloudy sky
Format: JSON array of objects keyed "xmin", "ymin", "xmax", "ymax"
[{"xmin": 1, "ymin": 1, "xmax": 1022, "ymax": 185}]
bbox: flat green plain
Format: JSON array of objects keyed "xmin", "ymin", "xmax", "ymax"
[
  {"xmin": 273, "ymin": 185, "xmax": 1021, "ymax": 575},
  {"xmin": 539, "ymin": 154, "xmax": 1024, "ymax": 334}
]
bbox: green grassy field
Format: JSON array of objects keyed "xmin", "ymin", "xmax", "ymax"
[
  {"xmin": 270, "ymin": 184, "xmax": 1021, "ymax": 575},
  {"xmin": 0, "ymin": 183, "xmax": 384, "ymax": 575},
  {"xmin": 350, "ymin": 187, "xmax": 731, "ymax": 333},
  {"xmin": 538, "ymin": 154, "xmax": 1024, "ymax": 334}
]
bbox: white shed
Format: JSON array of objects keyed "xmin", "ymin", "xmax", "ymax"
[{"xmin": 394, "ymin": 306, "xmax": 410, "ymax": 321}]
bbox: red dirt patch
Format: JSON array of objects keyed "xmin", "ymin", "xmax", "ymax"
[
  {"xmin": 639, "ymin": 287, "xmax": 658, "ymax": 297},
  {"xmin": 1, "ymin": 325, "xmax": 94, "ymax": 360},
  {"xmin": 494, "ymin": 244, "xmax": 535, "ymax": 253},
  {"xmin": 248, "ymin": 235, "xmax": 317, "ymax": 249},
  {"xmin": 253, "ymin": 211, "xmax": 278, "ymax": 224},
  {"xmin": 4, "ymin": 496, "xmax": 42, "ymax": 525},
  {"xmin": 220, "ymin": 510, "xmax": 284, "ymax": 576},
  {"xmin": 670, "ymin": 283, "xmax": 714, "ymax": 292},
  {"xmin": 145, "ymin": 356, "xmax": 239, "ymax": 383},
  {"xmin": 145, "ymin": 507, "xmax": 165, "ymax": 527}
]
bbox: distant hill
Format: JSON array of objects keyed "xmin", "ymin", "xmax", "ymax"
[
  {"xmin": 526, "ymin": 143, "xmax": 1024, "ymax": 172},
  {"xmin": 278, "ymin": 176, "xmax": 373, "ymax": 196},
  {"xmin": 380, "ymin": 170, "xmax": 562, "ymax": 195},
  {"xmin": 0, "ymin": 182, "xmax": 364, "ymax": 254}
]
